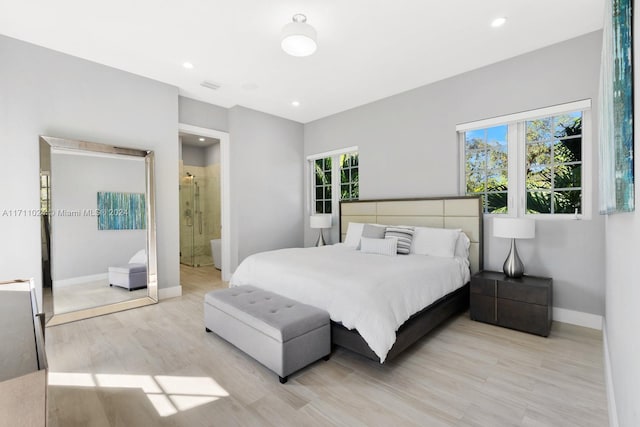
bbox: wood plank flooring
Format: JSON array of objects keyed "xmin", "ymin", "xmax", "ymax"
[{"xmin": 45, "ymin": 265, "xmax": 608, "ymax": 426}]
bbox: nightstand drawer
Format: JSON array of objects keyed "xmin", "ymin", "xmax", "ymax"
[
  {"xmin": 470, "ymin": 277, "xmax": 496, "ymax": 297},
  {"xmin": 498, "ymin": 298, "xmax": 550, "ymax": 336},
  {"xmin": 498, "ymin": 281, "xmax": 548, "ymax": 305},
  {"xmin": 470, "ymin": 271, "xmax": 553, "ymax": 337},
  {"xmin": 470, "ymin": 294, "xmax": 495, "ymax": 323}
]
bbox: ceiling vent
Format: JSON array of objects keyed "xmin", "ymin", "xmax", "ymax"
[{"xmin": 200, "ymin": 81, "xmax": 221, "ymax": 90}]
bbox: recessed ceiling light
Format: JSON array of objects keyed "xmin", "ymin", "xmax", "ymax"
[
  {"xmin": 199, "ymin": 137, "xmax": 205, "ymax": 142},
  {"xmin": 183, "ymin": 62, "xmax": 194, "ymax": 69},
  {"xmin": 491, "ymin": 17, "xmax": 507, "ymax": 28},
  {"xmin": 291, "ymin": 101, "xmax": 301, "ymax": 107}
]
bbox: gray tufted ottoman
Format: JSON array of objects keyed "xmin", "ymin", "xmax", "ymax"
[{"xmin": 204, "ymin": 285, "xmax": 331, "ymax": 383}]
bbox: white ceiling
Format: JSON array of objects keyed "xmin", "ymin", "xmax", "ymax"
[{"xmin": 0, "ymin": 1, "xmax": 604, "ymax": 123}]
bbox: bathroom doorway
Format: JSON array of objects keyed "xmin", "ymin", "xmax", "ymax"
[{"xmin": 179, "ymin": 132, "xmax": 221, "ymax": 269}]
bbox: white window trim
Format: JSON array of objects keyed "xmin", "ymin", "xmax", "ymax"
[
  {"xmin": 458, "ymin": 101, "xmax": 592, "ymax": 220},
  {"xmin": 307, "ymin": 147, "xmax": 359, "ymax": 224},
  {"xmin": 306, "ymin": 146, "xmax": 358, "ymax": 161},
  {"xmin": 456, "ymin": 99, "xmax": 591, "ymax": 132}
]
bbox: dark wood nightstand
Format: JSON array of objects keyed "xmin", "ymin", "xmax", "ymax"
[{"xmin": 470, "ymin": 271, "xmax": 552, "ymax": 337}]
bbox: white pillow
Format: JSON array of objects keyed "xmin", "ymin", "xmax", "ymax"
[
  {"xmin": 454, "ymin": 232, "xmax": 471, "ymax": 258},
  {"xmin": 410, "ymin": 227, "xmax": 461, "ymax": 258},
  {"xmin": 344, "ymin": 222, "xmax": 365, "ymax": 248},
  {"xmin": 129, "ymin": 249, "xmax": 146, "ymax": 264},
  {"xmin": 360, "ymin": 237, "xmax": 398, "ymax": 256}
]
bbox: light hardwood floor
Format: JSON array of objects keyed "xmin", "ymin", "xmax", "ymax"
[
  {"xmin": 45, "ymin": 265, "xmax": 608, "ymax": 426},
  {"xmin": 51, "ymin": 279, "xmax": 147, "ymax": 314}
]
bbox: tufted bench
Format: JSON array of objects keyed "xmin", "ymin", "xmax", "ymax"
[
  {"xmin": 108, "ymin": 263, "xmax": 147, "ymax": 291},
  {"xmin": 204, "ymin": 285, "xmax": 331, "ymax": 383}
]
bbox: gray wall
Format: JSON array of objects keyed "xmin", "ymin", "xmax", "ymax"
[
  {"xmin": 0, "ymin": 34, "xmax": 180, "ymax": 308},
  {"xmin": 181, "ymin": 144, "xmax": 207, "ymax": 167},
  {"xmin": 206, "ymin": 143, "xmax": 220, "ymax": 165},
  {"xmin": 181, "ymin": 142, "xmax": 220, "ymax": 167},
  {"xmin": 179, "ymin": 96, "xmax": 229, "ymax": 132},
  {"xmin": 51, "ymin": 152, "xmax": 146, "ymax": 280},
  {"xmin": 304, "ymin": 31, "xmax": 605, "ymax": 315},
  {"xmin": 228, "ymin": 106, "xmax": 304, "ymax": 268},
  {"xmin": 604, "ymin": 12, "xmax": 640, "ymax": 426}
]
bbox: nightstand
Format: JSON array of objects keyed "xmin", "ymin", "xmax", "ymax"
[{"xmin": 470, "ymin": 271, "xmax": 552, "ymax": 337}]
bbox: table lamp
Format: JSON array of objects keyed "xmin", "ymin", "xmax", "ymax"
[
  {"xmin": 493, "ymin": 218, "xmax": 535, "ymax": 278},
  {"xmin": 310, "ymin": 214, "xmax": 332, "ymax": 247}
]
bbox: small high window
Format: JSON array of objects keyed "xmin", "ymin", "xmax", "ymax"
[{"xmin": 309, "ymin": 148, "xmax": 359, "ymax": 215}]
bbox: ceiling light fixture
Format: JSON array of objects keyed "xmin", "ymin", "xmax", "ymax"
[
  {"xmin": 199, "ymin": 137, "xmax": 205, "ymax": 142},
  {"xmin": 281, "ymin": 14, "xmax": 317, "ymax": 57},
  {"xmin": 491, "ymin": 17, "xmax": 507, "ymax": 28},
  {"xmin": 183, "ymin": 62, "xmax": 194, "ymax": 69},
  {"xmin": 291, "ymin": 101, "xmax": 301, "ymax": 107}
]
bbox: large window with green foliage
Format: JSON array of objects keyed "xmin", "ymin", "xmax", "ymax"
[
  {"xmin": 526, "ymin": 113, "xmax": 582, "ymax": 214},
  {"xmin": 464, "ymin": 125, "xmax": 509, "ymax": 214},
  {"xmin": 311, "ymin": 150, "xmax": 359, "ymax": 214},
  {"xmin": 459, "ymin": 101, "xmax": 590, "ymax": 218}
]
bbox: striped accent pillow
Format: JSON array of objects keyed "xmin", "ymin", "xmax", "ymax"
[{"xmin": 385, "ymin": 226, "xmax": 415, "ymax": 255}]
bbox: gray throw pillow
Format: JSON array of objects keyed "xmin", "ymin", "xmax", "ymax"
[{"xmin": 357, "ymin": 224, "xmax": 386, "ymax": 249}]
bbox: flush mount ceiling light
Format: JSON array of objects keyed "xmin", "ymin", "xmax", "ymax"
[
  {"xmin": 491, "ymin": 17, "xmax": 507, "ymax": 28},
  {"xmin": 281, "ymin": 14, "xmax": 317, "ymax": 57},
  {"xmin": 182, "ymin": 62, "xmax": 194, "ymax": 69},
  {"xmin": 199, "ymin": 137, "xmax": 205, "ymax": 142},
  {"xmin": 291, "ymin": 101, "xmax": 300, "ymax": 107}
]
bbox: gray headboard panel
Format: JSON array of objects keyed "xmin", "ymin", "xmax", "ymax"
[{"xmin": 339, "ymin": 196, "xmax": 483, "ymax": 274}]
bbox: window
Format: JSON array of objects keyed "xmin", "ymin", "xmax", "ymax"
[
  {"xmin": 314, "ymin": 157, "xmax": 332, "ymax": 214},
  {"xmin": 464, "ymin": 125, "xmax": 509, "ymax": 213},
  {"xmin": 340, "ymin": 152, "xmax": 359, "ymax": 202},
  {"xmin": 525, "ymin": 113, "xmax": 582, "ymax": 214},
  {"xmin": 458, "ymin": 100, "xmax": 590, "ymax": 218},
  {"xmin": 40, "ymin": 172, "xmax": 51, "ymax": 214},
  {"xmin": 309, "ymin": 148, "xmax": 359, "ymax": 214}
]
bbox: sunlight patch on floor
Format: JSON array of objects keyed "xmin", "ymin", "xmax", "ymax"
[{"xmin": 49, "ymin": 372, "xmax": 229, "ymax": 416}]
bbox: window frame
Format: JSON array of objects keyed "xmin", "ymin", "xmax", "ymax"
[
  {"xmin": 307, "ymin": 146, "xmax": 359, "ymax": 220},
  {"xmin": 457, "ymin": 100, "xmax": 592, "ymax": 220}
]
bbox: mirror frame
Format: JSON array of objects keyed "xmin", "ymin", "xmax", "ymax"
[{"xmin": 40, "ymin": 136, "xmax": 158, "ymax": 326}]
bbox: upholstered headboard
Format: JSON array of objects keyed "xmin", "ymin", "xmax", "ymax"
[{"xmin": 340, "ymin": 196, "xmax": 483, "ymax": 274}]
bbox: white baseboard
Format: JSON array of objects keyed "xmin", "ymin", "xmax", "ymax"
[
  {"xmin": 54, "ymin": 273, "xmax": 108, "ymax": 288},
  {"xmin": 603, "ymin": 321, "xmax": 619, "ymax": 427},
  {"xmin": 552, "ymin": 307, "xmax": 603, "ymax": 330},
  {"xmin": 159, "ymin": 285, "xmax": 182, "ymax": 300}
]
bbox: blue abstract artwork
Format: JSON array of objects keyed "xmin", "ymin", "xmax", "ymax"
[
  {"xmin": 600, "ymin": 0, "xmax": 634, "ymax": 213},
  {"xmin": 97, "ymin": 192, "xmax": 146, "ymax": 230}
]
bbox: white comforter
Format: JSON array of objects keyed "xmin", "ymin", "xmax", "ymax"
[{"xmin": 229, "ymin": 244, "xmax": 470, "ymax": 362}]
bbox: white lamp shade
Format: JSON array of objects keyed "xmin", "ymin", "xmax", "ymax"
[
  {"xmin": 281, "ymin": 22, "xmax": 317, "ymax": 57},
  {"xmin": 493, "ymin": 218, "xmax": 535, "ymax": 239},
  {"xmin": 310, "ymin": 214, "xmax": 332, "ymax": 229}
]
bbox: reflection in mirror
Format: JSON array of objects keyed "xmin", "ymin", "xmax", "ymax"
[{"xmin": 40, "ymin": 136, "xmax": 157, "ymax": 326}]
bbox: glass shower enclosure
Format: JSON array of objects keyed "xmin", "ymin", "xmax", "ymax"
[{"xmin": 180, "ymin": 173, "xmax": 213, "ymax": 267}]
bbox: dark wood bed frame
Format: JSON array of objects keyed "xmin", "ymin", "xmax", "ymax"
[
  {"xmin": 335, "ymin": 196, "xmax": 483, "ymax": 362},
  {"xmin": 331, "ymin": 284, "xmax": 470, "ymax": 362}
]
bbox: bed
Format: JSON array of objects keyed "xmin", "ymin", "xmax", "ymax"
[{"xmin": 230, "ymin": 196, "xmax": 483, "ymax": 363}]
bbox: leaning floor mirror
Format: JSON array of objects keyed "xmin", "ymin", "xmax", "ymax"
[{"xmin": 40, "ymin": 136, "xmax": 158, "ymax": 326}]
